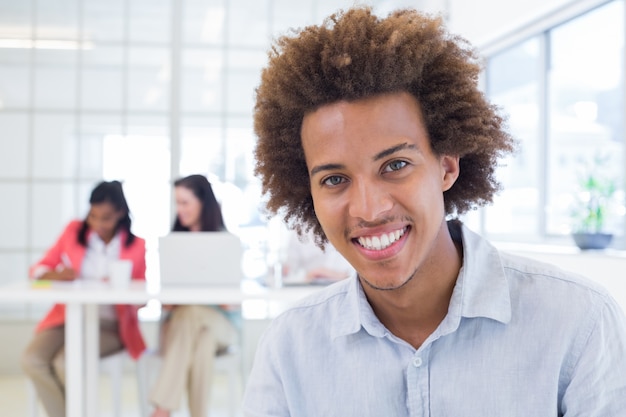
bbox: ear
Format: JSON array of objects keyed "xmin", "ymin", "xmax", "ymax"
[{"xmin": 440, "ymin": 155, "xmax": 460, "ymax": 192}]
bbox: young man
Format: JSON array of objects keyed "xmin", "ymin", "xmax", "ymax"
[{"xmin": 243, "ymin": 7, "xmax": 626, "ymax": 416}]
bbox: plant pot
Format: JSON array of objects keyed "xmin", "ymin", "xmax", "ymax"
[{"xmin": 572, "ymin": 233, "xmax": 613, "ymax": 250}]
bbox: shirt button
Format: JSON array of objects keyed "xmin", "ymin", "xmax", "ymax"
[{"xmin": 413, "ymin": 357, "xmax": 423, "ymax": 367}]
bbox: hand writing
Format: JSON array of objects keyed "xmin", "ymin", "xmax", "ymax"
[{"xmin": 41, "ymin": 268, "xmax": 77, "ymax": 281}]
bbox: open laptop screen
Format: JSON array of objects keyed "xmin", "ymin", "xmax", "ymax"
[{"xmin": 158, "ymin": 232, "xmax": 243, "ymax": 287}]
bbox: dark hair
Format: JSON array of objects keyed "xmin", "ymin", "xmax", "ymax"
[
  {"xmin": 172, "ymin": 174, "xmax": 226, "ymax": 232},
  {"xmin": 78, "ymin": 180, "xmax": 136, "ymax": 247},
  {"xmin": 253, "ymin": 6, "xmax": 516, "ymax": 244}
]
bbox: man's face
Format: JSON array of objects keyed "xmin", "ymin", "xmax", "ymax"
[{"xmin": 301, "ymin": 92, "xmax": 459, "ymax": 290}]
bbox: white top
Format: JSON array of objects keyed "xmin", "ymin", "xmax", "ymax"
[{"xmin": 81, "ymin": 233, "xmax": 121, "ymax": 320}]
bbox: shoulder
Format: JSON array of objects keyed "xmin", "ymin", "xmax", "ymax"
[
  {"xmin": 290, "ymin": 279, "xmax": 351, "ymax": 310},
  {"xmin": 264, "ymin": 280, "xmax": 352, "ymax": 334},
  {"xmin": 120, "ymin": 227, "xmax": 145, "ymax": 248},
  {"xmin": 126, "ymin": 233, "xmax": 146, "ymax": 253},
  {"xmin": 65, "ymin": 219, "xmax": 83, "ymax": 232},
  {"xmin": 59, "ymin": 220, "xmax": 83, "ymax": 240},
  {"xmin": 498, "ymin": 251, "xmax": 616, "ymax": 320},
  {"xmin": 500, "ymin": 251, "xmax": 610, "ymax": 295},
  {"xmin": 132, "ymin": 234, "xmax": 146, "ymax": 248}
]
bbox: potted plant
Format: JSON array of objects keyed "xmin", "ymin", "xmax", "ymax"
[{"xmin": 570, "ymin": 153, "xmax": 617, "ymax": 250}]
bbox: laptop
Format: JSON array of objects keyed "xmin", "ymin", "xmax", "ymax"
[{"xmin": 158, "ymin": 232, "xmax": 243, "ymax": 287}]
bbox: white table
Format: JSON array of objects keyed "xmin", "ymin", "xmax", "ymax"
[{"xmin": 0, "ymin": 279, "xmax": 321, "ymax": 417}]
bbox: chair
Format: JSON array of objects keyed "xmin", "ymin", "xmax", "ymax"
[
  {"xmin": 27, "ymin": 349, "xmax": 128, "ymax": 417},
  {"xmin": 136, "ymin": 345, "xmax": 242, "ymax": 417}
]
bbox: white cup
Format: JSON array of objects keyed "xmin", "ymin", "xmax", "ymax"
[{"xmin": 109, "ymin": 260, "xmax": 133, "ymax": 289}]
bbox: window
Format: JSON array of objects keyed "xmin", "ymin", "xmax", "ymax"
[
  {"xmin": 486, "ymin": 37, "xmax": 542, "ymax": 238},
  {"xmin": 484, "ymin": 0, "xmax": 625, "ymax": 248}
]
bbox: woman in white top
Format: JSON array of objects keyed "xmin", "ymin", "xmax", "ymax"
[{"xmin": 150, "ymin": 174, "xmax": 238, "ymax": 417}]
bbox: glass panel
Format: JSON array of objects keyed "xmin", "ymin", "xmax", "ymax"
[
  {"xmin": 82, "ymin": 0, "xmax": 125, "ymax": 42},
  {"xmin": 227, "ymin": 0, "xmax": 269, "ymax": 47},
  {"xmin": 224, "ymin": 117, "xmax": 262, "ymax": 229},
  {"xmin": 0, "ymin": 183, "xmax": 28, "ymax": 248},
  {"xmin": 314, "ymin": 0, "xmax": 354, "ymax": 22},
  {"xmin": 222, "ymin": 116, "xmax": 266, "ymax": 281},
  {"xmin": 105, "ymin": 116, "xmax": 171, "ymax": 284},
  {"xmin": 31, "ymin": 182, "xmax": 77, "ymax": 249},
  {"xmin": 0, "ymin": 251, "xmax": 29, "ymax": 317},
  {"xmin": 33, "ymin": 49, "xmax": 77, "ymax": 109},
  {"xmin": 0, "ymin": 48, "xmax": 31, "ymax": 108},
  {"xmin": 81, "ymin": 45, "xmax": 124, "ymax": 110},
  {"xmin": 485, "ymin": 37, "xmax": 542, "ymax": 238},
  {"xmin": 32, "ymin": 113, "xmax": 77, "ymax": 179},
  {"xmin": 547, "ymin": 1, "xmax": 624, "ymax": 237},
  {"xmin": 127, "ymin": 47, "xmax": 170, "ymax": 112},
  {"xmin": 180, "ymin": 116, "xmax": 224, "ymax": 177},
  {"xmin": 129, "ymin": 0, "xmax": 171, "ymax": 43},
  {"xmin": 0, "ymin": 0, "xmax": 32, "ymax": 39},
  {"xmin": 225, "ymin": 70, "xmax": 258, "ymax": 115},
  {"xmin": 111, "ymin": 116, "xmax": 171, "ymax": 240},
  {"xmin": 373, "ymin": 0, "xmax": 426, "ymax": 15},
  {"xmin": 77, "ymin": 180, "xmax": 96, "ymax": 220},
  {"xmin": 78, "ymin": 114, "xmax": 123, "ymax": 179},
  {"xmin": 0, "ymin": 113, "xmax": 29, "ymax": 178},
  {"xmin": 181, "ymin": 48, "xmax": 224, "ymax": 113},
  {"xmin": 182, "ymin": 0, "xmax": 226, "ymax": 44},
  {"xmin": 227, "ymin": 48, "xmax": 266, "ymax": 70},
  {"xmin": 0, "ymin": 252, "xmax": 28, "ymax": 284},
  {"xmin": 271, "ymin": 0, "xmax": 315, "ymax": 34},
  {"xmin": 35, "ymin": 0, "xmax": 79, "ymax": 40},
  {"xmin": 225, "ymin": 49, "xmax": 265, "ymax": 114}
]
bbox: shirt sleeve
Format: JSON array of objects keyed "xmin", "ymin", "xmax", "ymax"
[{"xmin": 560, "ymin": 295, "xmax": 626, "ymax": 415}]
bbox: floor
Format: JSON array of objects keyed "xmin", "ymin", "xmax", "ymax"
[{"xmin": 0, "ymin": 372, "xmax": 243, "ymax": 417}]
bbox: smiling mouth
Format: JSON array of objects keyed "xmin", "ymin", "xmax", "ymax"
[{"xmin": 356, "ymin": 226, "xmax": 408, "ymax": 250}]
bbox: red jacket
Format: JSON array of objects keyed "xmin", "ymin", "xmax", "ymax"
[{"xmin": 30, "ymin": 220, "xmax": 147, "ymax": 359}]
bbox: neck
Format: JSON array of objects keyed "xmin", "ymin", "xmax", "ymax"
[{"xmin": 99, "ymin": 232, "xmax": 115, "ymax": 245}]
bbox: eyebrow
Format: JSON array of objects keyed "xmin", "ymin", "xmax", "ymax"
[
  {"xmin": 310, "ymin": 163, "xmax": 345, "ymax": 177},
  {"xmin": 373, "ymin": 142, "xmax": 417, "ymax": 161},
  {"xmin": 309, "ymin": 142, "xmax": 418, "ymax": 177}
]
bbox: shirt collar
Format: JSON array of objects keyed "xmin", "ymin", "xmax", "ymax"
[
  {"xmin": 454, "ymin": 222, "xmax": 511, "ymax": 324},
  {"xmin": 88, "ymin": 230, "xmax": 122, "ymax": 253},
  {"xmin": 329, "ymin": 221, "xmax": 512, "ymax": 340}
]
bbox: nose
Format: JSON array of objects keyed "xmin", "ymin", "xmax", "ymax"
[{"xmin": 347, "ymin": 179, "xmax": 393, "ymax": 222}]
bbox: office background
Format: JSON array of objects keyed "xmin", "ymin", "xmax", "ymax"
[{"xmin": 0, "ymin": 0, "xmax": 624, "ymax": 371}]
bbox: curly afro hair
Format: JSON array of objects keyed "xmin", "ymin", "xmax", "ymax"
[{"xmin": 254, "ymin": 6, "xmax": 516, "ymax": 245}]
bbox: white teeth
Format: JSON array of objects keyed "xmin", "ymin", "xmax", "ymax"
[{"xmin": 357, "ymin": 228, "xmax": 406, "ymax": 251}]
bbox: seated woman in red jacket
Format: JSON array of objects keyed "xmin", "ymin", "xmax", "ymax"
[{"xmin": 21, "ymin": 180, "xmax": 147, "ymax": 417}]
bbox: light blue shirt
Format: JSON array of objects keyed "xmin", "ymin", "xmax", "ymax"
[{"xmin": 243, "ymin": 222, "xmax": 626, "ymax": 416}]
